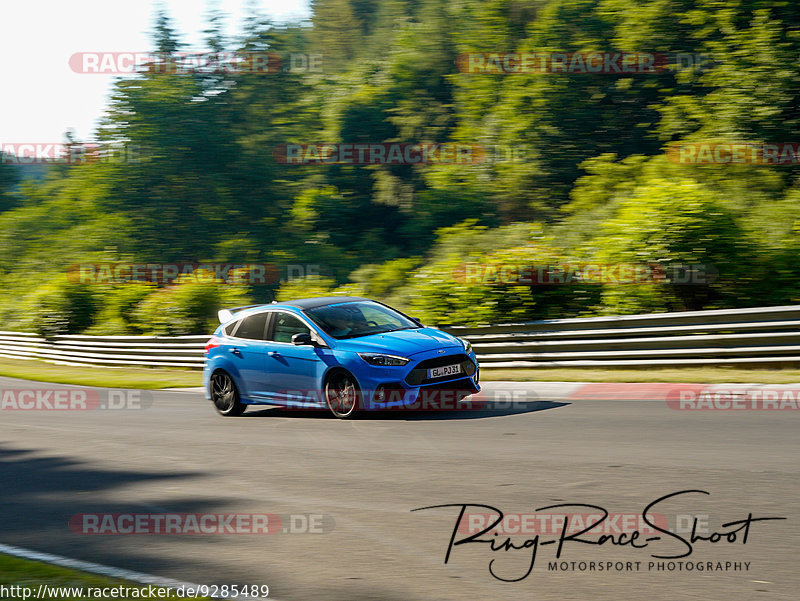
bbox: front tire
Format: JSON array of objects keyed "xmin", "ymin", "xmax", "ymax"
[
  {"xmin": 211, "ymin": 371, "xmax": 246, "ymax": 416},
  {"xmin": 325, "ymin": 372, "xmax": 361, "ymax": 419}
]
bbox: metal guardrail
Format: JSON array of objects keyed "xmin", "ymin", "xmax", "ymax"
[
  {"xmin": 447, "ymin": 304, "xmax": 800, "ymax": 368},
  {"xmin": 0, "ymin": 332, "xmax": 208, "ymax": 369},
  {"xmin": 0, "ymin": 304, "xmax": 798, "ymax": 370}
]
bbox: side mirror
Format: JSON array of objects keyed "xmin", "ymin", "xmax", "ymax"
[{"xmin": 292, "ymin": 332, "xmax": 313, "ymax": 346}]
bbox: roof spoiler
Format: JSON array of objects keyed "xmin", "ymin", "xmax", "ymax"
[{"xmin": 217, "ymin": 304, "xmax": 262, "ymax": 324}]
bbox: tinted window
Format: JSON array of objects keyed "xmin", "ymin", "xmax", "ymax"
[
  {"xmin": 223, "ymin": 320, "xmax": 239, "ymax": 335},
  {"xmin": 304, "ymin": 301, "xmax": 417, "ymax": 339},
  {"xmin": 235, "ymin": 312, "xmax": 269, "ymax": 340},
  {"xmin": 269, "ymin": 312, "xmax": 310, "ymax": 343}
]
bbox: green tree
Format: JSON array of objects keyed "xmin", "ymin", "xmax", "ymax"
[{"xmin": 594, "ymin": 177, "xmax": 750, "ymax": 312}]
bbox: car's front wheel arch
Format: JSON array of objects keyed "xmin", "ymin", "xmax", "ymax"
[{"xmin": 322, "ymin": 368, "xmax": 363, "ymax": 419}]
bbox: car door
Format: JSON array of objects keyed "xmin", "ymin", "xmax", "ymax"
[
  {"xmin": 227, "ymin": 311, "xmax": 271, "ymax": 400},
  {"xmin": 263, "ymin": 311, "xmax": 325, "ymax": 405}
]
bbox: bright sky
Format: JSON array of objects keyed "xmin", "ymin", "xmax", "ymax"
[{"xmin": 0, "ymin": 0, "xmax": 311, "ymax": 145}]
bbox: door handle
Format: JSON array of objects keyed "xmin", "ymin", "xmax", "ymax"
[
  {"xmin": 267, "ymin": 351, "xmax": 280, "ymax": 357},
  {"xmin": 229, "ymin": 348, "xmax": 242, "ymax": 356}
]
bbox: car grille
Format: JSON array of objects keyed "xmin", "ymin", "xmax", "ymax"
[{"xmin": 405, "ymin": 353, "xmax": 476, "ymax": 386}]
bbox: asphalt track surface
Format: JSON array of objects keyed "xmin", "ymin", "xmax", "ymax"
[{"xmin": 0, "ymin": 375, "xmax": 797, "ymax": 600}]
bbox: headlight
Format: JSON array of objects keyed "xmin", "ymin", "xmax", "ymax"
[
  {"xmin": 459, "ymin": 338, "xmax": 473, "ymax": 354},
  {"xmin": 358, "ymin": 353, "xmax": 410, "ymax": 366}
]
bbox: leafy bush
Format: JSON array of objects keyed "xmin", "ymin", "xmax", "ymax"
[
  {"xmin": 397, "ymin": 221, "xmax": 574, "ymax": 325},
  {"xmin": 593, "ymin": 177, "xmax": 749, "ymax": 312},
  {"xmin": 129, "ymin": 272, "xmax": 251, "ymax": 335},
  {"xmin": 21, "ymin": 277, "xmax": 100, "ymax": 337},
  {"xmin": 86, "ymin": 283, "xmax": 156, "ymax": 334}
]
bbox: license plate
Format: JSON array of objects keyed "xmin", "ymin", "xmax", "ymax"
[{"xmin": 428, "ymin": 363, "xmax": 462, "ymax": 379}]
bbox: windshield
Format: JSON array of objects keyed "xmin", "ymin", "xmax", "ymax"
[{"xmin": 304, "ymin": 301, "xmax": 418, "ymax": 340}]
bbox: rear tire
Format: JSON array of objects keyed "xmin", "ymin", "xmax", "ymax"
[
  {"xmin": 210, "ymin": 371, "xmax": 246, "ymax": 416},
  {"xmin": 324, "ymin": 372, "xmax": 361, "ymax": 419}
]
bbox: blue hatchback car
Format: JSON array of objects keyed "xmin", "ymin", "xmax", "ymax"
[{"xmin": 203, "ymin": 297, "xmax": 480, "ymax": 418}]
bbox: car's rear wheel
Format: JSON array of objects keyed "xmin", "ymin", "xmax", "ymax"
[
  {"xmin": 211, "ymin": 371, "xmax": 246, "ymax": 416},
  {"xmin": 325, "ymin": 372, "xmax": 361, "ymax": 419}
]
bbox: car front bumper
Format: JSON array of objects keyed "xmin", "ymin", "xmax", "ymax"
[{"xmin": 355, "ymin": 348, "xmax": 480, "ymax": 411}]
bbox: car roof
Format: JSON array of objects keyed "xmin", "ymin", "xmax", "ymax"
[
  {"xmin": 235, "ymin": 297, "xmax": 370, "ymax": 317},
  {"xmin": 279, "ymin": 296, "xmax": 370, "ymax": 310}
]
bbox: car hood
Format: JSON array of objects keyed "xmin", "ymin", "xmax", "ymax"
[{"xmin": 332, "ymin": 327, "xmax": 464, "ymax": 357}]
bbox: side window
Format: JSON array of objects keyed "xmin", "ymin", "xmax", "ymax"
[
  {"xmin": 223, "ymin": 320, "xmax": 239, "ymax": 336},
  {"xmin": 235, "ymin": 312, "xmax": 269, "ymax": 340},
  {"xmin": 269, "ymin": 312, "xmax": 311, "ymax": 344}
]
